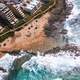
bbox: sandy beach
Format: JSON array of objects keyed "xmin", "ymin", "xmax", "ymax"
[
  {"xmin": 0, "ymin": 0, "xmax": 68, "ymax": 56},
  {"xmin": 0, "ymin": 12, "xmax": 59, "ymax": 53}
]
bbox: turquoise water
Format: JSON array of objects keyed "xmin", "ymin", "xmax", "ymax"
[
  {"xmin": 14, "ymin": 66, "xmax": 80, "ymax": 80},
  {"xmin": 15, "ymin": 67, "xmax": 80, "ymax": 80},
  {"xmin": 8, "ymin": 0, "xmax": 80, "ymax": 80},
  {"xmin": 9, "ymin": 51, "xmax": 80, "ymax": 80}
]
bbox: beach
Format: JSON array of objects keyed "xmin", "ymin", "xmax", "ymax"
[
  {"xmin": 0, "ymin": 13, "xmax": 59, "ymax": 53},
  {"xmin": 0, "ymin": 0, "xmax": 67, "ymax": 55}
]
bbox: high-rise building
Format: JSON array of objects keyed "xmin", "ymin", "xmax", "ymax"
[
  {"xmin": 0, "ymin": 3, "xmax": 18, "ymax": 28},
  {"xmin": 7, "ymin": 3, "xmax": 25, "ymax": 19},
  {"xmin": 21, "ymin": 0, "xmax": 41, "ymax": 14}
]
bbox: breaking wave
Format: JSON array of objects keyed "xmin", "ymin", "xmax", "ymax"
[
  {"xmin": 0, "ymin": 0, "xmax": 80, "ymax": 80},
  {"xmin": 10, "ymin": 0, "xmax": 80, "ymax": 80},
  {"xmin": 0, "ymin": 51, "xmax": 27, "ymax": 80},
  {"xmin": 11, "ymin": 50, "xmax": 80, "ymax": 80},
  {"xmin": 64, "ymin": 0, "xmax": 80, "ymax": 45}
]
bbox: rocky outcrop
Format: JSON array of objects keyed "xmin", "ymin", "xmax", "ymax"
[
  {"xmin": 45, "ymin": 44, "xmax": 80, "ymax": 55},
  {"xmin": 44, "ymin": 0, "xmax": 72, "ymax": 37}
]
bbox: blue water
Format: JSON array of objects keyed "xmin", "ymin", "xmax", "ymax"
[
  {"xmin": 15, "ymin": 67, "xmax": 80, "ymax": 80},
  {"xmin": 15, "ymin": 66, "xmax": 80, "ymax": 80},
  {"xmin": 8, "ymin": 0, "xmax": 80, "ymax": 80},
  {"xmin": 9, "ymin": 51, "xmax": 80, "ymax": 80}
]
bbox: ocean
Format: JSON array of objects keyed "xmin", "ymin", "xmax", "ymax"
[
  {"xmin": 10, "ymin": 52, "xmax": 80, "ymax": 80},
  {"xmin": 65, "ymin": 0, "xmax": 80, "ymax": 45},
  {"xmin": 0, "ymin": 0, "xmax": 80, "ymax": 80}
]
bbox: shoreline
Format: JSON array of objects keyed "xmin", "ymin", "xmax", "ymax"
[{"xmin": 0, "ymin": 0, "xmax": 70, "ymax": 56}]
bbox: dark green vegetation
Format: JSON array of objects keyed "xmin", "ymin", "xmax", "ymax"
[
  {"xmin": 0, "ymin": 0, "xmax": 56, "ymax": 42},
  {"xmin": 0, "ymin": 32, "xmax": 14, "ymax": 42}
]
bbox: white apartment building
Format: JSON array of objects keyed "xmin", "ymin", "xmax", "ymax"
[
  {"xmin": 21, "ymin": 0, "xmax": 41, "ymax": 14},
  {"xmin": 0, "ymin": 3, "xmax": 18, "ymax": 25}
]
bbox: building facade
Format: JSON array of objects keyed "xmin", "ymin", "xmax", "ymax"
[
  {"xmin": 0, "ymin": 3, "xmax": 18, "ymax": 28},
  {"xmin": 7, "ymin": 3, "xmax": 25, "ymax": 19},
  {"xmin": 21, "ymin": 0, "xmax": 41, "ymax": 14}
]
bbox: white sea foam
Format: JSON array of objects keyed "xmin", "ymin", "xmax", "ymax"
[
  {"xmin": 66, "ymin": 0, "xmax": 80, "ymax": 21},
  {"xmin": 0, "ymin": 71, "xmax": 8, "ymax": 80},
  {"xmin": 64, "ymin": 0, "xmax": 80, "ymax": 45},
  {"xmin": 0, "ymin": 54, "xmax": 17, "ymax": 72},
  {"xmin": 0, "ymin": 51, "xmax": 26, "ymax": 72},
  {"xmin": 54, "ymin": 78, "xmax": 62, "ymax": 80},
  {"xmin": 0, "ymin": 51, "xmax": 27, "ymax": 80},
  {"xmin": 22, "ymin": 51, "xmax": 80, "ymax": 74},
  {"xmin": 0, "ymin": 54, "xmax": 17, "ymax": 80}
]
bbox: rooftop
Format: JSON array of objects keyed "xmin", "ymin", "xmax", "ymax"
[
  {"xmin": 21, "ymin": 0, "xmax": 40, "ymax": 11},
  {"xmin": 0, "ymin": 3, "xmax": 6, "ymax": 11}
]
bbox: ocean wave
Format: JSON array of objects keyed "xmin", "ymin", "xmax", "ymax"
[
  {"xmin": 64, "ymin": 0, "xmax": 80, "ymax": 45},
  {"xmin": 0, "ymin": 71, "xmax": 8, "ymax": 80},
  {"xmin": 0, "ymin": 51, "xmax": 27, "ymax": 80},
  {"xmin": 22, "ymin": 51, "xmax": 80, "ymax": 73},
  {"xmin": 0, "ymin": 0, "xmax": 80, "ymax": 80}
]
